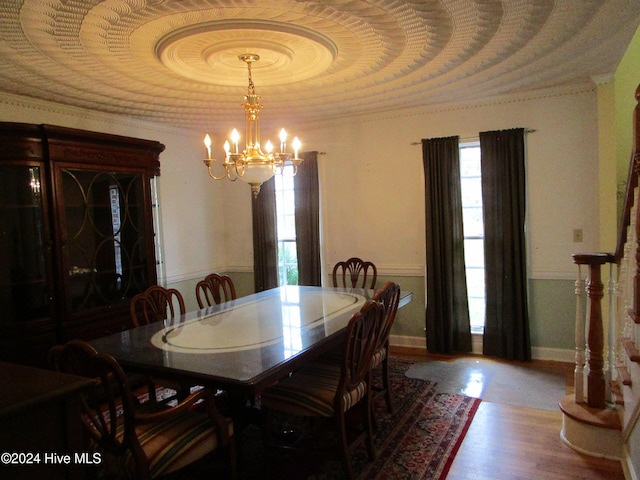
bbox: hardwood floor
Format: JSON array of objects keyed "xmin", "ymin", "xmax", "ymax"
[{"xmin": 391, "ymin": 348, "xmax": 626, "ymax": 480}]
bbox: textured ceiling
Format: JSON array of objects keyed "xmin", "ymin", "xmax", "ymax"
[{"xmin": 1, "ymin": 0, "xmax": 639, "ymax": 132}]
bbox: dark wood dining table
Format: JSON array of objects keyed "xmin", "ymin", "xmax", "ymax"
[{"xmin": 90, "ymin": 285, "xmax": 412, "ymax": 399}]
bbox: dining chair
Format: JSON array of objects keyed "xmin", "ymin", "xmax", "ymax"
[
  {"xmin": 260, "ymin": 299, "xmax": 384, "ymax": 479},
  {"xmin": 371, "ymin": 281, "xmax": 401, "ymax": 414},
  {"xmin": 130, "ymin": 285, "xmax": 193, "ymax": 400},
  {"xmin": 332, "ymin": 257, "xmax": 378, "ymax": 289},
  {"xmin": 50, "ymin": 339, "xmax": 237, "ymax": 480},
  {"xmin": 195, "ymin": 273, "xmax": 237, "ymax": 308},
  {"xmin": 130, "ymin": 285, "xmax": 186, "ymax": 327}
]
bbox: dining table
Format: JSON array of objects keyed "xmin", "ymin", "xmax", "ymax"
[{"xmin": 90, "ymin": 285, "xmax": 412, "ymax": 400}]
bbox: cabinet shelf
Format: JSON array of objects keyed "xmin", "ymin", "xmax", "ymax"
[{"xmin": 0, "ymin": 204, "xmax": 43, "ymax": 210}]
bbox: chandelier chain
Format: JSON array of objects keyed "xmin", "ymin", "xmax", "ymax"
[{"xmin": 247, "ymin": 61, "xmax": 255, "ymax": 95}]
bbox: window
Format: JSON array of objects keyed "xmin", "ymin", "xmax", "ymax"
[
  {"xmin": 460, "ymin": 142, "xmax": 486, "ymax": 332},
  {"xmin": 274, "ymin": 166, "xmax": 298, "ymax": 285}
]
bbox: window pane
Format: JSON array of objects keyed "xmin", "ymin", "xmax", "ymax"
[
  {"xmin": 460, "ymin": 177, "xmax": 482, "ymax": 206},
  {"xmin": 275, "ymin": 167, "xmax": 298, "ymax": 286},
  {"xmin": 283, "ymin": 190, "xmax": 295, "ymax": 214},
  {"xmin": 465, "ymin": 268, "xmax": 485, "ymax": 297},
  {"xmin": 462, "ymin": 207, "xmax": 484, "ymax": 237},
  {"xmin": 464, "ymin": 238, "xmax": 484, "ymax": 268},
  {"xmin": 460, "ymin": 142, "xmax": 485, "ymax": 331},
  {"xmin": 468, "ymin": 297, "xmax": 485, "ymax": 330},
  {"xmin": 460, "ymin": 145, "xmax": 481, "ymax": 175}
]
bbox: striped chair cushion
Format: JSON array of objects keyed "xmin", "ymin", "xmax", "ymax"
[
  {"xmin": 115, "ymin": 410, "xmax": 232, "ymax": 478},
  {"xmin": 261, "ymin": 361, "xmax": 367, "ymax": 418}
]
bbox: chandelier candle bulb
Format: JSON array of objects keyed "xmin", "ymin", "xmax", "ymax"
[
  {"xmin": 231, "ymin": 128, "xmax": 240, "ymax": 154},
  {"xmin": 204, "ymin": 134, "xmax": 212, "ymax": 160}
]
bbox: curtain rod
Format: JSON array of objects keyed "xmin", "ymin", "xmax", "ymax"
[{"xmin": 409, "ymin": 128, "xmax": 536, "ymax": 145}]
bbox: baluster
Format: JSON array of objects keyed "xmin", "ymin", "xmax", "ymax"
[
  {"xmin": 574, "ymin": 265, "xmax": 585, "ymax": 403},
  {"xmin": 606, "ymin": 262, "xmax": 616, "ymax": 404}
]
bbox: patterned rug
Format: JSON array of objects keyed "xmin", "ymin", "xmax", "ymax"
[
  {"xmin": 246, "ymin": 358, "xmax": 479, "ymax": 479},
  {"xmin": 168, "ymin": 358, "xmax": 480, "ymax": 479}
]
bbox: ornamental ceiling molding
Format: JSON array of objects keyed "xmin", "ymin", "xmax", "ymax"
[
  {"xmin": 0, "ymin": 0, "xmax": 639, "ymax": 130},
  {"xmin": 0, "ymin": 79, "xmax": 598, "ymax": 132},
  {"xmin": 301, "ymin": 80, "xmax": 598, "ymax": 129}
]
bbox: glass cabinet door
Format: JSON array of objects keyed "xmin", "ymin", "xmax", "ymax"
[
  {"xmin": 0, "ymin": 165, "xmax": 52, "ymax": 323},
  {"xmin": 61, "ymin": 168, "xmax": 153, "ymax": 313}
]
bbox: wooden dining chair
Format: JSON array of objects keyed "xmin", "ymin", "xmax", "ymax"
[
  {"xmin": 195, "ymin": 273, "xmax": 237, "ymax": 308},
  {"xmin": 371, "ymin": 281, "xmax": 401, "ymax": 414},
  {"xmin": 130, "ymin": 285, "xmax": 192, "ymax": 400},
  {"xmin": 51, "ymin": 339, "xmax": 237, "ymax": 480},
  {"xmin": 332, "ymin": 257, "xmax": 378, "ymax": 289},
  {"xmin": 260, "ymin": 300, "xmax": 384, "ymax": 480},
  {"xmin": 130, "ymin": 285, "xmax": 186, "ymax": 327}
]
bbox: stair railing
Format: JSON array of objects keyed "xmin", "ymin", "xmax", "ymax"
[{"xmin": 571, "ymin": 85, "xmax": 639, "ymax": 410}]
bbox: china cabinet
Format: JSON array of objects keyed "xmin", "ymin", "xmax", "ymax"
[{"xmin": 0, "ymin": 123, "xmax": 164, "ymax": 366}]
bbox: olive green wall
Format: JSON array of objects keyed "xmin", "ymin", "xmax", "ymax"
[
  {"xmin": 528, "ymin": 279, "xmax": 576, "ymax": 353},
  {"xmin": 167, "ymin": 273, "xmax": 576, "ymax": 361}
]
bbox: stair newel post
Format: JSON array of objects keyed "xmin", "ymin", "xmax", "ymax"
[
  {"xmin": 572, "ymin": 253, "xmax": 614, "ymax": 409},
  {"xmin": 574, "ymin": 264, "xmax": 585, "ymax": 403}
]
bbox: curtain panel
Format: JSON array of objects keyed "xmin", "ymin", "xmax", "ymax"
[
  {"xmin": 479, "ymin": 128, "xmax": 531, "ymax": 361},
  {"xmin": 422, "ymin": 136, "xmax": 472, "ymax": 354},
  {"xmin": 294, "ymin": 151, "xmax": 322, "ymax": 286},
  {"xmin": 252, "ymin": 177, "xmax": 278, "ymax": 292}
]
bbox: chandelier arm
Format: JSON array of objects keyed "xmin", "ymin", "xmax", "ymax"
[
  {"xmin": 234, "ymin": 160, "xmax": 246, "ymax": 179},
  {"xmin": 204, "ymin": 160, "xmax": 232, "ymax": 181}
]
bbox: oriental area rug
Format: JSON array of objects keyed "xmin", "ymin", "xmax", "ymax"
[{"xmin": 172, "ymin": 358, "xmax": 481, "ymax": 480}]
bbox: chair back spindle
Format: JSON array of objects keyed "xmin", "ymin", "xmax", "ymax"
[
  {"xmin": 195, "ymin": 273, "xmax": 237, "ymax": 308},
  {"xmin": 332, "ymin": 257, "xmax": 377, "ymax": 289},
  {"xmin": 338, "ymin": 300, "xmax": 384, "ymax": 408},
  {"xmin": 130, "ymin": 285, "xmax": 186, "ymax": 327}
]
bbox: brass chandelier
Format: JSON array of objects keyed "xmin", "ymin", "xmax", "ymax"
[{"xmin": 203, "ymin": 54, "xmax": 302, "ymax": 197}]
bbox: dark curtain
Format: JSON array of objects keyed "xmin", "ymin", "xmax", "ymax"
[
  {"xmin": 479, "ymin": 128, "xmax": 531, "ymax": 361},
  {"xmin": 422, "ymin": 136, "xmax": 472, "ymax": 354},
  {"xmin": 294, "ymin": 151, "xmax": 322, "ymax": 286},
  {"xmin": 252, "ymin": 177, "xmax": 278, "ymax": 292}
]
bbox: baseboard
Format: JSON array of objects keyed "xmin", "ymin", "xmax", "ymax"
[
  {"xmin": 389, "ymin": 335, "xmax": 426, "ymax": 350},
  {"xmin": 531, "ymin": 347, "xmax": 575, "ymax": 363},
  {"xmin": 390, "ymin": 334, "xmax": 574, "ymax": 363}
]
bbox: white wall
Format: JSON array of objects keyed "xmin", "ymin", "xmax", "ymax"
[
  {"xmin": 295, "ymin": 82, "xmax": 600, "ymax": 281},
  {"xmin": 1, "ymin": 82, "xmax": 600, "ymax": 282}
]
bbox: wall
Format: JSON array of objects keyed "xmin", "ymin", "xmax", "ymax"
[
  {"xmin": 0, "ymin": 82, "xmax": 602, "ymax": 361},
  {"xmin": 616, "ymin": 25, "xmax": 640, "ymax": 193},
  {"xmin": 293, "ymin": 83, "xmax": 600, "ymax": 359}
]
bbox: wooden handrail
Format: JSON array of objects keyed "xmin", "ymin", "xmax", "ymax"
[{"xmin": 615, "ymin": 85, "xmax": 640, "ymax": 263}]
